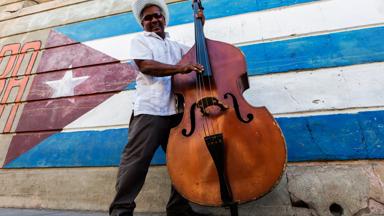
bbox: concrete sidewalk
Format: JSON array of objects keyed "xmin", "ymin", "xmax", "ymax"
[{"xmin": 0, "ymin": 208, "xmax": 166, "ymax": 216}]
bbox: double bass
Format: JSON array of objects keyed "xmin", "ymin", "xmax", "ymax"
[{"xmin": 167, "ymin": 1, "xmax": 287, "ymax": 215}]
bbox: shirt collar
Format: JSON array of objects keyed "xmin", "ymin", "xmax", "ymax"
[{"xmin": 143, "ymin": 31, "xmax": 170, "ymax": 40}]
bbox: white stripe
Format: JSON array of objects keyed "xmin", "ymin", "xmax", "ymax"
[
  {"xmin": 84, "ymin": 0, "xmax": 384, "ymax": 61},
  {"xmin": 64, "ymin": 62, "xmax": 384, "ymax": 131},
  {"xmin": 244, "ymin": 62, "xmax": 384, "ymax": 114},
  {"xmin": 275, "ymin": 107, "xmax": 384, "ymax": 118},
  {"xmin": 64, "ymin": 90, "xmax": 134, "ymax": 130}
]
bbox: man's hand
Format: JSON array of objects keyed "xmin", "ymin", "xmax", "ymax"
[
  {"xmin": 135, "ymin": 59, "xmax": 204, "ymax": 77},
  {"xmin": 179, "ymin": 63, "xmax": 204, "ymax": 74},
  {"xmin": 196, "ymin": 9, "xmax": 206, "ymax": 25}
]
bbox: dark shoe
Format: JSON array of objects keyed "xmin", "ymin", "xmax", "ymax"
[{"xmin": 110, "ymin": 208, "xmax": 133, "ymax": 216}]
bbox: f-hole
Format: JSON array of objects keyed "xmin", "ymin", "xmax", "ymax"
[{"xmin": 224, "ymin": 93, "xmax": 253, "ymax": 123}]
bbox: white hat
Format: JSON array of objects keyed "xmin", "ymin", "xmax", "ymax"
[{"xmin": 131, "ymin": 0, "xmax": 169, "ymax": 27}]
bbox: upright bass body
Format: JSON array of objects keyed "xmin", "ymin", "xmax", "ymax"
[{"xmin": 167, "ymin": 38, "xmax": 287, "ymax": 206}]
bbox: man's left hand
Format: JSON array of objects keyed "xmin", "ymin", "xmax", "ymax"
[{"xmin": 196, "ymin": 9, "xmax": 206, "ymax": 25}]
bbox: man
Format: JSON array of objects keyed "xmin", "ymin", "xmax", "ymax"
[{"xmin": 109, "ymin": 0, "xmax": 208, "ymax": 216}]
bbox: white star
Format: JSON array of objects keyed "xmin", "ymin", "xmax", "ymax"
[{"xmin": 46, "ymin": 67, "xmax": 89, "ymax": 98}]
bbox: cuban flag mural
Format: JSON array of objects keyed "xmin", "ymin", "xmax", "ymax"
[{"xmin": 1, "ymin": 0, "xmax": 384, "ymax": 169}]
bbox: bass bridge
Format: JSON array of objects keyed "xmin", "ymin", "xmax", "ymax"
[
  {"xmin": 196, "ymin": 97, "xmax": 228, "ymax": 116},
  {"xmin": 181, "ymin": 94, "xmax": 254, "ymax": 137}
]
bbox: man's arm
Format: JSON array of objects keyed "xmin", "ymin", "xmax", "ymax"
[{"xmin": 135, "ymin": 59, "xmax": 204, "ymax": 77}]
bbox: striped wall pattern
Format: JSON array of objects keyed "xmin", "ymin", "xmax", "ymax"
[{"xmin": 1, "ymin": 0, "xmax": 384, "ymax": 168}]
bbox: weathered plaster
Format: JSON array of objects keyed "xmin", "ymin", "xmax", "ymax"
[
  {"xmin": 287, "ymin": 161, "xmax": 384, "ymax": 216},
  {"xmin": 0, "ymin": 162, "xmax": 382, "ymax": 215}
]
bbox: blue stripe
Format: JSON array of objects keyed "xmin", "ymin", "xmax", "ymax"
[
  {"xmin": 4, "ymin": 129, "xmax": 165, "ymax": 168},
  {"xmin": 55, "ymin": 0, "xmax": 318, "ymax": 42},
  {"xmin": 5, "ymin": 110, "xmax": 384, "ymax": 168},
  {"xmin": 277, "ymin": 111, "xmax": 384, "ymax": 161},
  {"xmin": 243, "ymin": 26, "xmax": 384, "ymax": 75}
]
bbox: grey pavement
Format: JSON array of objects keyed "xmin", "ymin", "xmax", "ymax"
[{"xmin": 0, "ymin": 208, "xmax": 166, "ymax": 216}]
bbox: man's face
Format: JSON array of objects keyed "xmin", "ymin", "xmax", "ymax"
[{"xmin": 141, "ymin": 5, "xmax": 166, "ymax": 38}]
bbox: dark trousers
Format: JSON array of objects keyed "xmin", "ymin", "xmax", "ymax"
[{"xmin": 109, "ymin": 114, "xmax": 189, "ymax": 216}]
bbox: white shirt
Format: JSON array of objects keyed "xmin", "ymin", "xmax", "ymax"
[{"xmin": 129, "ymin": 31, "xmax": 190, "ymax": 116}]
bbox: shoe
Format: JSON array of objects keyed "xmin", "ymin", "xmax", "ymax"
[{"xmin": 110, "ymin": 208, "xmax": 133, "ymax": 216}]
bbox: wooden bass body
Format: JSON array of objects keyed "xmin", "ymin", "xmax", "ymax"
[{"xmin": 167, "ymin": 39, "xmax": 287, "ymax": 206}]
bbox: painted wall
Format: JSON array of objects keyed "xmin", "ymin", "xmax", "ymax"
[{"xmin": 0, "ymin": 0, "xmax": 383, "ymax": 215}]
